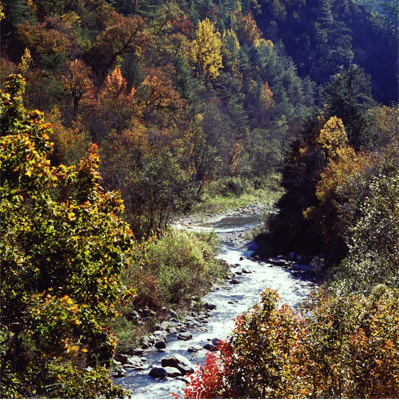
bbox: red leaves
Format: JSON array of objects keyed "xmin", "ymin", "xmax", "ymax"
[{"xmin": 182, "ymin": 287, "xmax": 399, "ymax": 398}]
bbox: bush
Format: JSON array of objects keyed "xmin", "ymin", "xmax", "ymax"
[
  {"xmin": 123, "ymin": 229, "xmax": 227, "ymax": 309},
  {"xmin": 182, "ymin": 286, "xmax": 399, "ymax": 399},
  {"xmin": 0, "ymin": 75, "xmax": 131, "ymax": 397}
]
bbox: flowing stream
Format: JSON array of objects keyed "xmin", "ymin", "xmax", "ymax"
[{"xmin": 115, "ymin": 208, "xmax": 316, "ymax": 399}]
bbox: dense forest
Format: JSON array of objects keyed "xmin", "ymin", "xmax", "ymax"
[{"xmin": 1, "ymin": 0, "xmax": 398, "ymax": 397}]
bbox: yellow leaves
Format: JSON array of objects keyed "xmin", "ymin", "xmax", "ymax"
[
  {"xmin": 191, "ymin": 19, "xmax": 223, "ymax": 82},
  {"xmin": 18, "ymin": 48, "xmax": 33, "ymax": 74},
  {"xmin": 317, "ymin": 116, "xmax": 348, "ymax": 160}
]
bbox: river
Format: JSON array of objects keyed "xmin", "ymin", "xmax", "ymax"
[{"xmin": 114, "ymin": 207, "xmax": 316, "ymax": 399}]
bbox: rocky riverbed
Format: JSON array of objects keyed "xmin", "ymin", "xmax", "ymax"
[{"xmin": 113, "ymin": 204, "xmax": 318, "ymax": 399}]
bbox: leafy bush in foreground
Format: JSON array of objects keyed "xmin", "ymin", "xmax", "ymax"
[
  {"xmin": 0, "ymin": 75, "xmax": 132, "ymax": 398},
  {"xmin": 182, "ymin": 287, "xmax": 399, "ymax": 399}
]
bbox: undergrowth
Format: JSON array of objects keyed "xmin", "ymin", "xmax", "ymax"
[{"xmin": 113, "ymin": 229, "xmax": 228, "ymax": 351}]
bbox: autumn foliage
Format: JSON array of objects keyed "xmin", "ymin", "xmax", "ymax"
[
  {"xmin": 183, "ymin": 287, "xmax": 399, "ymax": 399},
  {"xmin": 0, "ymin": 75, "xmax": 133, "ymax": 398}
]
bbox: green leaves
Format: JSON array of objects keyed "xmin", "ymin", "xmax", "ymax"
[
  {"xmin": 184, "ymin": 287, "xmax": 399, "ymax": 398},
  {"xmin": 0, "ymin": 74, "xmax": 133, "ymax": 398}
]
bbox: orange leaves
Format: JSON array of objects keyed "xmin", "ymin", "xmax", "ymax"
[
  {"xmin": 62, "ymin": 59, "xmax": 93, "ymax": 113},
  {"xmin": 184, "ymin": 287, "xmax": 399, "ymax": 399},
  {"xmin": 103, "ymin": 67, "xmax": 136, "ymax": 100},
  {"xmin": 138, "ymin": 67, "xmax": 183, "ymax": 123},
  {"xmin": 237, "ymin": 12, "xmax": 263, "ymax": 46},
  {"xmin": 259, "ymin": 82, "xmax": 274, "ymax": 111}
]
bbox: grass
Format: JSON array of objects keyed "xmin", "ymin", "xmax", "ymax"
[
  {"xmin": 112, "ymin": 228, "xmax": 229, "ymax": 351},
  {"xmin": 191, "ymin": 175, "xmax": 283, "ymax": 216}
]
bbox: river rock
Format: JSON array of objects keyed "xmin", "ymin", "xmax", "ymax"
[
  {"xmin": 154, "ymin": 331, "xmax": 167, "ymax": 341},
  {"xmin": 149, "ymin": 367, "xmax": 167, "ymax": 379},
  {"xmin": 131, "ymin": 310, "xmax": 140, "ymax": 320},
  {"xmin": 212, "ymin": 338, "xmax": 222, "ymax": 347},
  {"xmin": 155, "ymin": 340, "xmax": 166, "ymax": 349},
  {"xmin": 112, "ymin": 368, "xmax": 127, "ymax": 378},
  {"xmin": 164, "ymin": 367, "xmax": 182, "ymax": 377},
  {"xmin": 140, "ymin": 335, "xmax": 152, "ymax": 348},
  {"xmin": 235, "ymin": 271, "xmax": 243, "ymax": 275},
  {"xmin": 204, "ymin": 302, "xmax": 217, "ymax": 310},
  {"xmin": 170, "ymin": 309, "xmax": 178, "ymax": 318},
  {"xmin": 242, "ymin": 268, "xmax": 251, "ymax": 273},
  {"xmin": 239, "ymin": 256, "xmax": 245, "ymax": 261},
  {"xmin": 168, "ymin": 327, "xmax": 177, "ymax": 334},
  {"xmin": 161, "ymin": 355, "xmax": 194, "ymax": 374},
  {"xmin": 125, "ymin": 355, "xmax": 143, "ymax": 368},
  {"xmin": 292, "ymin": 263, "xmax": 307, "ymax": 271},
  {"xmin": 114, "ymin": 353, "xmax": 129, "ymax": 364},
  {"xmin": 175, "ymin": 376, "xmax": 190, "ymax": 384},
  {"xmin": 161, "ymin": 321, "xmax": 170, "ymax": 331},
  {"xmin": 188, "ymin": 345, "xmax": 203, "ymax": 352},
  {"xmin": 230, "ymin": 278, "xmax": 240, "ymax": 284},
  {"xmin": 128, "ymin": 347, "xmax": 145, "ymax": 356},
  {"xmin": 177, "ymin": 332, "xmax": 193, "ymax": 341},
  {"xmin": 288, "ymin": 251, "xmax": 296, "ymax": 261},
  {"xmin": 203, "ymin": 343, "xmax": 217, "ymax": 351}
]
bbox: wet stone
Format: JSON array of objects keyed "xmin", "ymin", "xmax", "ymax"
[
  {"xmin": 204, "ymin": 302, "xmax": 217, "ymax": 310},
  {"xmin": 155, "ymin": 340, "xmax": 166, "ymax": 349},
  {"xmin": 161, "ymin": 355, "xmax": 194, "ymax": 374},
  {"xmin": 112, "ymin": 368, "xmax": 127, "ymax": 378},
  {"xmin": 149, "ymin": 367, "xmax": 167, "ymax": 379},
  {"xmin": 230, "ymin": 279, "xmax": 240, "ymax": 284},
  {"xmin": 188, "ymin": 345, "xmax": 204, "ymax": 352},
  {"xmin": 177, "ymin": 331, "xmax": 193, "ymax": 341},
  {"xmin": 164, "ymin": 367, "xmax": 181, "ymax": 377},
  {"xmin": 128, "ymin": 348, "xmax": 145, "ymax": 356}
]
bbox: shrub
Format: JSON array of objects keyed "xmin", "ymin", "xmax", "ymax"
[
  {"xmin": 123, "ymin": 229, "xmax": 226, "ymax": 309},
  {"xmin": 182, "ymin": 286, "xmax": 399, "ymax": 398},
  {"xmin": 0, "ymin": 75, "xmax": 131, "ymax": 398}
]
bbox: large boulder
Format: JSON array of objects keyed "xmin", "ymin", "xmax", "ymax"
[
  {"xmin": 161, "ymin": 354, "xmax": 194, "ymax": 375},
  {"xmin": 149, "ymin": 367, "xmax": 167, "ymax": 379},
  {"xmin": 203, "ymin": 343, "xmax": 217, "ymax": 351},
  {"xmin": 155, "ymin": 340, "xmax": 166, "ymax": 349}
]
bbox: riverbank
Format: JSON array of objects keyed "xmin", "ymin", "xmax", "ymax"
[{"xmin": 112, "ymin": 205, "xmax": 318, "ymax": 398}]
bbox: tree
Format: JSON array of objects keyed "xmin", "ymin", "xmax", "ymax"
[
  {"xmin": 190, "ymin": 18, "xmax": 223, "ymax": 83},
  {"xmin": 335, "ymin": 175, "xmax": 399, "ymax": 294},
  {"xmin": 0, "ymin": 75, "xmax": 132, "ymax": 398},
  {"xmin": 183, "ymin": 286, "xmax": 399, "ymax": 399},
  {"xmin": 62, "ymin": 59, "xmax": 93, "ymax": 119},
  {"xmin": 86, "ymin": 11, "xmax": 148, "ymax": 85},
  {"xmin": 322, "ymin": 64, "xmax": 376, "ymax": 149}
]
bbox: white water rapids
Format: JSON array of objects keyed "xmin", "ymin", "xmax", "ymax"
[{"xmin": 115, "ymin": 210, "xmax": 316, "ymax": 399}]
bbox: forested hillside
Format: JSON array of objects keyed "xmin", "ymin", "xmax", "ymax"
[{"xmin": 1, "ymin": 0, "xmax": 399, "ymax": 398}]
